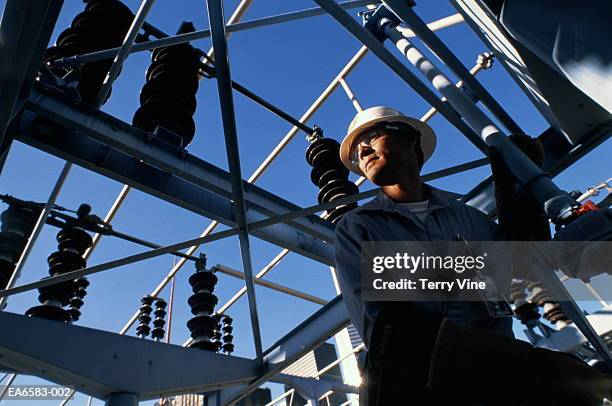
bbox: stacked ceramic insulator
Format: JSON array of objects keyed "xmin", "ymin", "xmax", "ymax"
[
  {"xmin": 527, "ymin": 281, "xmax": 571, "ymax": 327},
  {"xmin": 510, "ymin": 279, "xmax": 540, "ymax": 328},
  {"xmin": 25, "ymin": 205, "xmax": 93, "ymax": 323},
  {"xmin": 42, "ymin": 0, "xmax": 134, "ymax": 105},
  {"xmin": 221, "ymin": 315, "xmax": 234, "ymax": 355},
  {"xmin": 136, "ymin": 295, "xmax": 155, "ymax": 338},
  {"xmin": 151, "ymin": 298, "xmax": 167, "ymax": 341},
  {"xmin": 212, "ymin": 314, "xmax": 223, "ymax": 351},
  {"xmin": 67, "ymin": 277, "xmax": 89, "ymax": 322},
  {"xmin": 187, "ymin": 255, "xmax": 219, "ymax": 351},
  {"xmin": 133, "ymin": 22, "xmax": 200, "ymax": 148},
  {"xmin": 306, "ymin": 137, "xmax": 358, "ymax": 224},
  {"xmin": 0, "ymin": 204, "xmax": 39, "ymax": 290}
]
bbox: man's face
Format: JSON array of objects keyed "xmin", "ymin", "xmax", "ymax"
[{"xmin": 353, "ymin": 127, "xmax": 420, "ymax": 186}]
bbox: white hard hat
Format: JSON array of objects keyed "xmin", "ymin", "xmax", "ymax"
[{"xmin": 340, "ymin": 106, "xmax": 436, "ymax": 176}]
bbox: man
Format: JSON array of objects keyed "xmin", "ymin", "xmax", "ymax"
[{"xmin": 334, "ymin": 106, "xmax": 610, "ymax": 405}]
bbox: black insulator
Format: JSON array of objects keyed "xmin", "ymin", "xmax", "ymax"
[
  {"xmin": 26, "ymin": 222, "xmax": 93, "ymax": 323},
  {"xmin": 187, "ymin": 255, "xmax": 220, "ymax": 351},
  {"xmin": 132, "ymin": 22, "xmax": 200, "ymax": 147},
  {"xmin": 528, "ymin": 281, "xmax": 572, "ymax": 326},
  {"xmin": 221, "ymin": 315, "xmax": 234, "ymax": 355},
  {"xmin": 510, "ymin": 280, "xmax": 541, "ymax": 327},
  {"xmin": 306, "ymin": 138, "xmax": 358, "ymax": 224},
  {"xmin": 151, "ymin": 298, "xmax": 167, "ymax": 341},
  {"xmin": 136, "ymin": 295, "xmax": 155, "ymax": 338},
  {"xmin": 0, "ymin": 205, "xmax": 39, "ymax": 289},
  {"xmin": 67, "ymin": 277, "xmax": 89, "ymax": 322},
  {"xmin": 212, "ymin": 314, "xmax": 223, "ymax": 351},
  {"xmin": 42, "ymin": 0, "xmax": 134, "ymax": 105},
  {"xmin": 513, "ymin": 301, "xmax": 541, "ymax": 327}
]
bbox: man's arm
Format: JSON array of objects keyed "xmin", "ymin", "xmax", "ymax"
[{"xmin": 334, "ymin": 214, "xmax": 369, "ymax": 343}]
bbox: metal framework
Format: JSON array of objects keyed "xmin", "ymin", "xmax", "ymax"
[{"xmin": 0, "ymin": 0, "xmax": 610, "ymax": 405}]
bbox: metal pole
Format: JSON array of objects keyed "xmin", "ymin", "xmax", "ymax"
[
  {"xmin": 94, "ymin": 0, "xmax": 157, "ymax": 106},
  {"xmin": 382, "ymin": 0, "xmax": 522, "ymax": 134},
  {"xmin": 264, "ymin": 388, "xmax": 295, "ymax": 406},
  {"xmin": 216, "ymin": 265, "xmax": 327, "ymax": 305},
  {"xmin": 380, "ymin": 21, "xmax": 578, "ymax": 223},
  {"xmin": 104, "ymin": 392, "xmax": 138, "ymax": 406},
  {"xmin": 421, "ymin": 53, "xmax": 494, "ymax": 122},
  {"xmin": 312, "ymin": 0, "xmax": 488, "ymax": 154},
  {"xmin": 338, "ymin": 78, "xmax": 363, "ymax": 112},
  {"xmin": 0, "ymin": 372, "xmax": 17, "ymax": 401},
  {"xmin": 230, "ymin": 80, "xmax": 315, "ymax": 135},
  {"xmin": 0, "ymin": 161, "xmax": 71, "ymax": 309},
  {"xmin": 204, "ymin": 0, "xmax": 254, "ymax": 64},
  {"xmin": 166, "ymin": 261, "xmax": 176, "ymax": 344},
  {"xmin": 206, "ymin": 0, "xmax": 264, "ymax": 365},
  {"xmin": 315, "ymin": 343, "xmax": 365, "ymax": 378}
]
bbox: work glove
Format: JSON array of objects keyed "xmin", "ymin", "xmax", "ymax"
[{"xmin": 489, "ymin": 134, "xmax": 551, "ymax": 241}]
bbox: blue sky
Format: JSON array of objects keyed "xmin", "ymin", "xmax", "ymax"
[{"xmin": 1, "ymin": 0, "xmax": 610, "ymax": 404}]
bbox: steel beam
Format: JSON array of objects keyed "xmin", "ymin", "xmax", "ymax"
[
  {"xmin": 206, "ymin": 0, "xmax": 269, "ymax": 364},
  {"xmin": 0, "ymin": 0, "xmax": 63, "ymax": 171},
  {"xmin": 311, "ymin": 0, "xmax": 489, "ymax": 154},
  {"xmin": 0, "ymin": 0, "xmax": 62, "ymax": 140},
  {"xmin": 0, "ymin": 311, "xmax": 258, "ymax": 401}
]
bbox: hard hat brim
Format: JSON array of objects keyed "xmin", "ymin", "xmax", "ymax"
[{"xmin": 340, "ymin": 115, "xmax": 437, "ymax": 176}]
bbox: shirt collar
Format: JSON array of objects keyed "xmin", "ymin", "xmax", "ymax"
[{"xmin": 359, "ymin": 183, "xmax": 461, "ymax": 213}]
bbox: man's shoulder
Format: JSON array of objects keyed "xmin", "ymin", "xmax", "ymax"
[{"xmin": 334, "ymin": 198, "xmax": 380, "ymax": 232}]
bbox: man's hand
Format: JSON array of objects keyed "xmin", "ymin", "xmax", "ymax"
[{"xmin": 489, "ymin": 134, "xmax": 551, "ymax": 242}]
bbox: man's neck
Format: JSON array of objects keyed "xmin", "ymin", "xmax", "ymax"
[{"xmin": 382, "ymin": 181, "xmax": 426, "ymax": 203}]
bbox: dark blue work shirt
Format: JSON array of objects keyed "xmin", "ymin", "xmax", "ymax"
[{"xmin": 334, "ymin": 184, "xmax": 514, "ymax": 348}]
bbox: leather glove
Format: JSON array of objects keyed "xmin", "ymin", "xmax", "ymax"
[{"xmin": 489, "ymin": 134, "xmax": 551, "ymax": 241}]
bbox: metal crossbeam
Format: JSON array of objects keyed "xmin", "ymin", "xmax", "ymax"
[
  {"xmin": 206, "ymin": 0, "xmax": 264, "ymax": 364},
  {"xmin": 0, "ymin": 311, "xmax": 258, "ymax": 401},
  {"xmin": 0, "ymin": 297, "xmax": 349, "ymax": 404}
]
